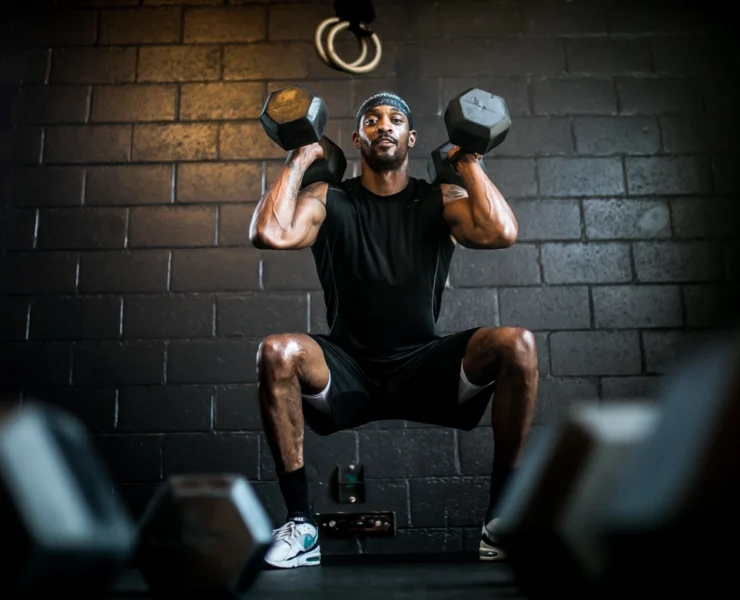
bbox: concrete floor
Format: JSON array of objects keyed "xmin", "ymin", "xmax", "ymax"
[{"xmin": 110, "ymin": 555, "xmax": 526, "ymax": 599}]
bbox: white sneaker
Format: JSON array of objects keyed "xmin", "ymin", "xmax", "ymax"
[
  {"xmin": 264, "ymin": 516, "xmax": 321, "ymax": 569},
  {"xmin": 480, "ymin": 517, "xmax": 506, "ymax": 561}
]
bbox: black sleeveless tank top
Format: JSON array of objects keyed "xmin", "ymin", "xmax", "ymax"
[{"xmin": 310, "ymin": 176, "xmax": 456, "ymax": 361}]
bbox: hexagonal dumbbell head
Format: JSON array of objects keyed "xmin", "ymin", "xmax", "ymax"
[
  {"xmin": 427, "ymin": 141, "xmax": 489, "ymax": 186},
  {"xmin": 0, "ymin": 402, "xmax": 136, "ymax": 599},
  {"xmin": 444, "ymin": 88, "xmax": 511, "ymax": 156},
  {"xmin": 260, "ymin": 85, "xmax": 328, "ymax": 151},
  {"xmin": 135, "ymin": 474, "xmax": 273, "ymax": 598}
]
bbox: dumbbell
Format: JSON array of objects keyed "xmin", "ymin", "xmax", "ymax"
[
  {"xmin": 134, "ymin": 473, "xmax": 273, "ymax": 599},
  {"xmin": 494, "ymin": 328, "xmax": 740, "ymax": 599},
  {"xmin": 427, "ymin": 88, "xmax": 511, "ymax": 186},
  {"xmin": 0, "ymin": 401, "xmax": 136, "ymax": 599},
  {"xmin": 260, "ymin": 84, "xmax": 347, "ymax": 188},
  {"xmin": 494, "ymin": 401, "xmax": 660, "ymax": 600},
  {"xmin": 599, "ymin": 330, "xmax": 740, "ymax": 598}
]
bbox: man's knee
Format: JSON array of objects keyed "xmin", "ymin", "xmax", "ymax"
[
  {"xmin": 257, "ymin": 334, "xmax": 305, "ymax": 378},
  {"xmin": 486, "ymin": 327, "xmax": 537, "ymax": 372}
]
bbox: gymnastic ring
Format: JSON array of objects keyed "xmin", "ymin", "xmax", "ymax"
[
  {"xmin": 326, "ymin": 20, "xmax": 382, "ymax": 74},
  {"xmin": 315, "ymin": 17, "xmax": 371, "ymax": 72},
  {"xmin": 314, "ymin": 17, "xmax": 369, "ymax": 71}
]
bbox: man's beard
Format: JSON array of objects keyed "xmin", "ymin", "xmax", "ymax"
[{"xmin": 361, "ymin": 138, "xmax": 407, "ymax": 172}]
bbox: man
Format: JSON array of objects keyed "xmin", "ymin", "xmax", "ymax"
[{"xmin": 249, "ymin": 92, "xmax": 539, "ymax": 569}]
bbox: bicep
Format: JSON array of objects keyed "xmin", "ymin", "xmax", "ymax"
[
  {"xmin": 442, "ymin": 195, "xmax": 470, "ymax": 228},
  {"xmin": 440, "ymin": 183, "xmax": 471, "ymax": 230},
  {"xmin": 441, "ymin": 184, "xmax": 492, "ymax": 249},
  {"xmin": 287, "ymin": 183, "xmax": 329, "ymax": 249}
]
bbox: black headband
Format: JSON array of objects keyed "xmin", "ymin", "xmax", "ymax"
[{"xmin": 356, "ymin": 92, "xmax": 413, "ymax": 130}]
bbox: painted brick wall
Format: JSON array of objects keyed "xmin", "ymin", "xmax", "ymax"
[{"xmin": 1, "ymin": 0, "xmax": 738, "ymax": 555}]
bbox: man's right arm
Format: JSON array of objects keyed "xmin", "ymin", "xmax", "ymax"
[{"xmin": 249, "ymin": 143, "xmax": 329, "ymax": 251}]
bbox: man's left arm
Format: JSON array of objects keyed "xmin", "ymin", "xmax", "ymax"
[{"xmin": 441, "ymin": 151, "xmax": 518, "ymax": 249}]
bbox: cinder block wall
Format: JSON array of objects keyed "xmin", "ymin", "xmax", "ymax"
[{"xmin": 1, "ymin": 0, "xmax": 738, "ymax": 555}]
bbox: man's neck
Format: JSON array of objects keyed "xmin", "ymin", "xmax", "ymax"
[{"xmin": 359, "ymin": 161, "xmax": 410, "ymax": 196}]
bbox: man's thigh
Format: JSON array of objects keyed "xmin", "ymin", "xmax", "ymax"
[
  {"xmin": 302, "ymin": 334, "xmax": 384, "ymax": 436},
  {"xmin": 389, "ymin": 327, "xmax": 493, "ymax": 431}
]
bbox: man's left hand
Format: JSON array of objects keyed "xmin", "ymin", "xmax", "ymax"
[{"xmin": 446, "ymin": 145, "xmax": 483, "ymax": 165}]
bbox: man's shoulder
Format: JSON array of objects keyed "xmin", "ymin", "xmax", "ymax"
[
  {"xmin": 322, "ymin": 178, "xmax": 359, "ymax": 219},
  {"xmin": 410, "ymin": 176, "xmax": 443, "ymax": 205},
  {"xmin": 411, "ymin": 175, "xmax": 440, "ymax": 190},
  {"xmin": 329, "ymin": 176, "xmax": 360, "ymax": 197}
]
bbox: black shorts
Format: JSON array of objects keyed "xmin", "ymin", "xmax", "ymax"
[{"xmin": 302, "ymin": 327, "xmax": 493, "ymax": 436}]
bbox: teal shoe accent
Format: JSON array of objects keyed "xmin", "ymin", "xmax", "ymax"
[{"xmin": 303, "ymin": 534, "xmax": 316, "ymax": 550}]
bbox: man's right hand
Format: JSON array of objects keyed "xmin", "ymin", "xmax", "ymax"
[{"xmin": 291, "ymin": 141, "xmax": 325, "ymax": 163}]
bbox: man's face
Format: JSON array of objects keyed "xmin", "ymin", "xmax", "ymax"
[{"xmin": 352, "ymin": 105, "xmax": 417, "ymax": 171}]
